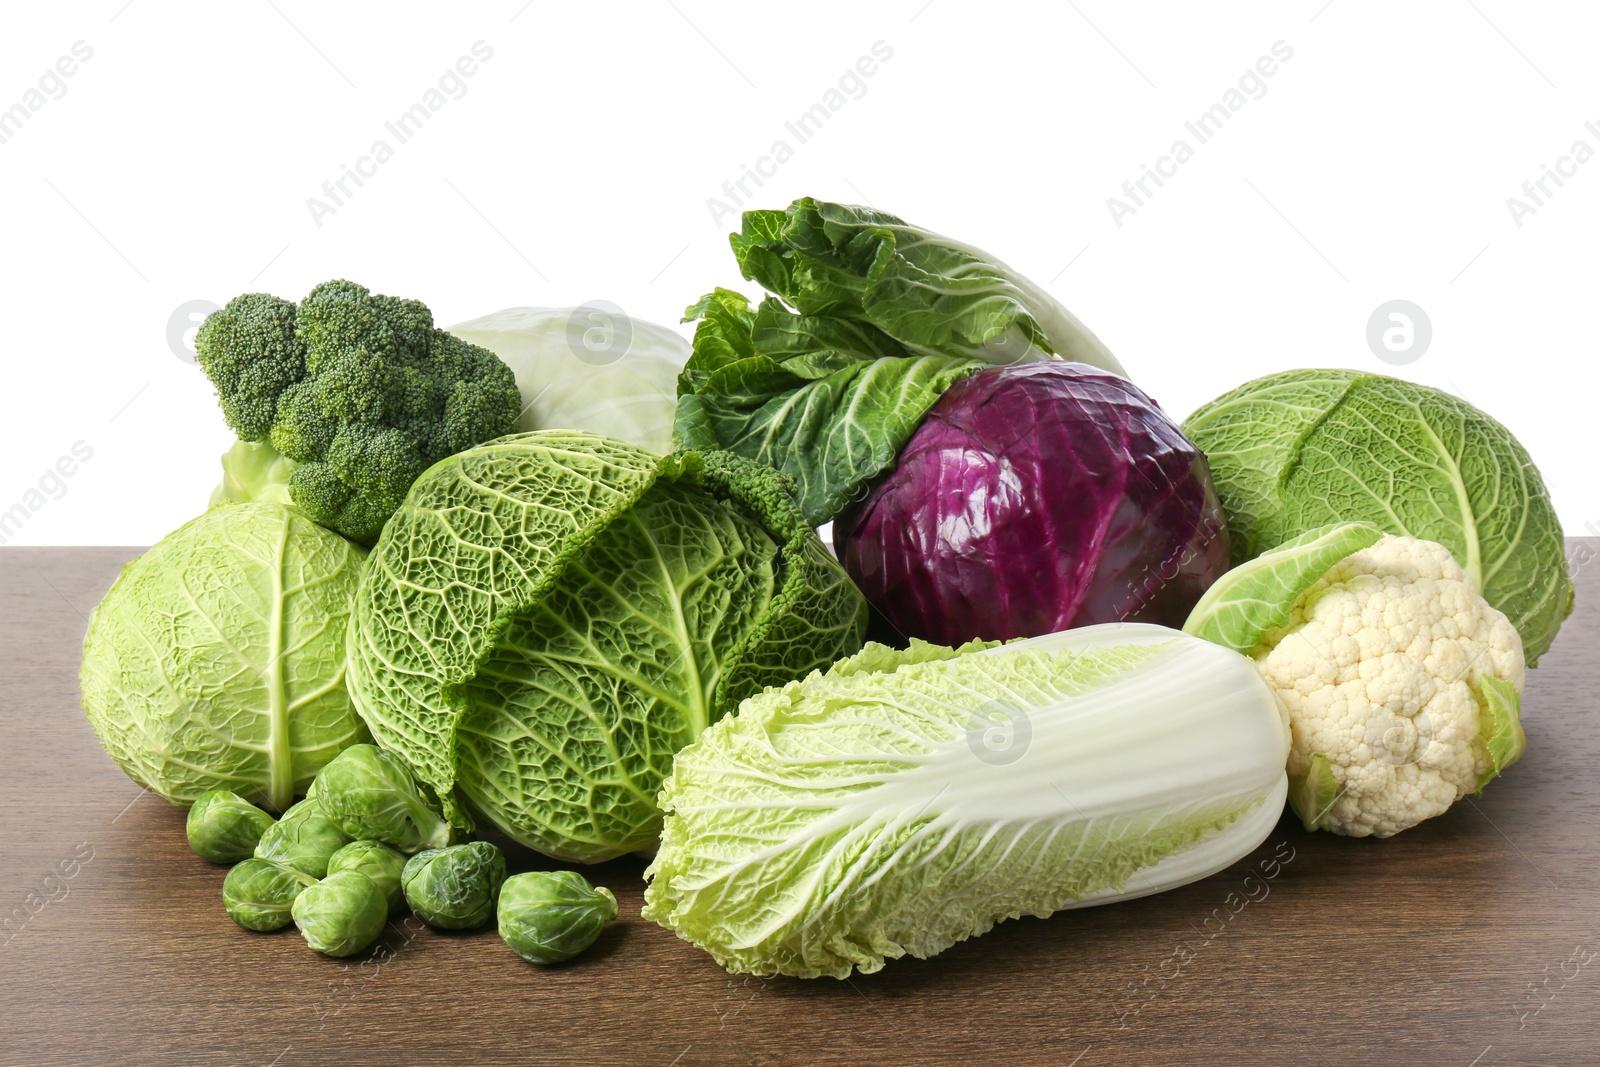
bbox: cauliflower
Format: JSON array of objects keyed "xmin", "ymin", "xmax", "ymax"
[{"xmin": 1251, "ymin": 534, "xmax": 1526, "ymax": 837}]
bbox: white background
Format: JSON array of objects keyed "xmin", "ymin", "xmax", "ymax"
[{"xmin": 1, "ymin": 0, "xmax": 1595, "ymax": 545}]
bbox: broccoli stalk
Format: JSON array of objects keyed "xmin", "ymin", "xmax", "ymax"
[
  {"xmin": 196, "ymin": 280, "xmax": 522, "ymax": 543},
  {"xmin": 209, "ymin": 440, "xmax": 298, "ymax": 509}
]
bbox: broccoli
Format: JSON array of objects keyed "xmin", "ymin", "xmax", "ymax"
[{"xmin": 196, "ymin": 280, "xmax": 523, "ymax": 543}]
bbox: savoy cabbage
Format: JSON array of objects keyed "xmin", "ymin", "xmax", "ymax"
[
  {"xmin": 1183, "ymin": 369, "xmax": 1573, "ymax": 663},
  {"xmin": 345, "ymin": 431, "xmax": 867, "ymax": 863}
]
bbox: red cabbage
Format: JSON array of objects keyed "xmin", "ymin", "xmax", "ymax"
[{"xmin": 835, "ymin": 362, "xmax": 1231, "ymax": 646}]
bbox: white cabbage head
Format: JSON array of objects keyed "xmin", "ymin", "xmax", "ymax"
[
  {"xmin": 80, "ymin": 502, "xmax": 369, "ymax": 812},
  {"xmin": 449, "ymin": 305, "xmax": 688, "ymax": 454}
]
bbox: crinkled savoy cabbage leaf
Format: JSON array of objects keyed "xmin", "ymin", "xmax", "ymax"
[
  {"xmin": 1183, "ymin": 369, "xmax": 1573, "ymax": 663},
  {"xmin": 346, "ymin": 431, "xmax": 867, "ymax": 862}
]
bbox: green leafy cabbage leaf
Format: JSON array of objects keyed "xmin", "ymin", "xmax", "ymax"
[
  {"xmin": 1182, "ymin": 369, "xmax": 1573, "ymax": 663},
  {"xmin": 643, "ymin": 623, "xmax": 1290, "ymax": 979},
  {"xmin": 346, "ymin": 431, "xmax": 867, "ymax": 862},
  {"xmin": 674, "ymin": 198, "xmax": 1127, "ymax": 525},
  {"xmin": 80, "ymin": 502, "xmax": 369, "ymax": 812}
]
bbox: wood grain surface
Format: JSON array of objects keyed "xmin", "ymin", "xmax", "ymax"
[{"xmin": 2, "ymin": 544, "xmax": 1596, "ymax": 1067}]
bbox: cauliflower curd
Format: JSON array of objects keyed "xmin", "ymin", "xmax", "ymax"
[{"xmin": 1252, "ymin": 535, "xmax": 1526, "ymax": 838}]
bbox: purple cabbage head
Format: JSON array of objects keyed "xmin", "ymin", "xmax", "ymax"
[{"xmin": 835, "ymin": 361, "xmax": 1231, "ymax": 647}]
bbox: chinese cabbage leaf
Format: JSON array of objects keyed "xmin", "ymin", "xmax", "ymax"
[{"xmin": 644, "ymin": 623, "xmax": 1290, "ymax": 978}]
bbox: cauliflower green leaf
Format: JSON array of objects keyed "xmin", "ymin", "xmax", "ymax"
[
  {"xmin": 1476, "ymin": 675, "xmax": 1526, "ymax": 793},
  {"xmin": 1241, "ymin": 534, "xmax": 1527, "ymax": 837},
  {"xmin": 1287, "ymin": 752, "xmax": 1339, "ymax": 832},
  {"xmin": 1184, "ymin": 522, "xmax": 1384, "ymax": 654}
]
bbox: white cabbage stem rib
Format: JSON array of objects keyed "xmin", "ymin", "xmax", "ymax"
[
  {"xmin": 1056, "ymin": 776, "xmax": 1288, "ymax": 910},
  {"xmin": 265, "ymin": 509, "xmax": 293, "ymax": 812}
]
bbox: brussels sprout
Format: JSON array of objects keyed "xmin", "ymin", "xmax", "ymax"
[
  {"xmin": 401, "ymin": 841, "xmax": 506, "ymax": 930},
  {"xmin": 291, "ymin": 869, "xmax": 388, "ymax": 957},
  {"xmin": 497, "ymin": 871, "xmax": 617, "ymax": 964},
  {"xmin": 312, "ymin": 744, "xmax": 452, "ymax": 853},
  {"xmin": 187, "ymin": 790, "xmax": 275, "ymax": 864},
  {"xmin": 327, "ymin": 840, "xmax": 407, "ymax": 913},
  {"xmin": 254, "ymin": 798, "xmax": 350, "ymax": 878},
  {"xmin": 222, "ymin": 858, "xmax": 317, "ymax": 931}
]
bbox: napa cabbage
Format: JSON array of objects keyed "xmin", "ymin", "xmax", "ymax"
[
  {"xmin": 675, "ymin": 198, "xmax": 1126, "ymax": 525},
  {"xmin": 643, "ymin": 623, "xmax": 1289, "ymax": 979}
]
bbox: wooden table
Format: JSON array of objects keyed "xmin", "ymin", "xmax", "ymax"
[{"xmin": 3, "ymin": 545, "xmax": 1596, "ymax": 1067}]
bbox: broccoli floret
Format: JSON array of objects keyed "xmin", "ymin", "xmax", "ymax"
[
  {"xmin": 194, "ymin": 293, "xmax": 302, "ymax": 440},
  {"xmin": 195, "ymin": 280, "xmax": 522, "ymax": 543}
]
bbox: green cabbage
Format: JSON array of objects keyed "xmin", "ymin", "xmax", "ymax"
[
  {"xmin": 644, "ymin": 624, "xmax": 1290, "ymax": 979},
  {"xmin": 674, "ymin": 197, "xmax": 1127, "ymax": 525},
  {"xmin": 345, "ymin": 431, "xmax": 867, "ymax": 863},
  {"xmin": 1183, "ymin": 369, "xmax": 1573, "ymax": 663},
  {"xmin": 79, "ymin": 502, "xmax": 369, "ymax": 812},
  {"xmin": 449, "ymin": 306, "xmax": 689, "ymax": 455}
]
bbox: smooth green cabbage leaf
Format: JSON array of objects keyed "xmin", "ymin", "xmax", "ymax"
[
  {"xmin": 80, "ymin": 502, "xmax": 369, "ymax": 812},
  {"xmin": 346, "ymin": 431, "xmax": 867, "ymax": 862},
  {"xmin": 449, "ymin": 306, "xmax": 689, "ymax": 454},
  {"xmin": 1183, "ymin": 369, "xmax": 1573, "ymax": 663},
  {"xmin": 644, "ymin": 624, "xmax": 1290, "ymax": 979}
]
